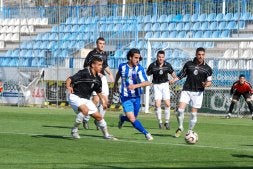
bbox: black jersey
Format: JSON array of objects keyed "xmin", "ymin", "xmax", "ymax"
[
  {"xmin": 146, "ymin": 61, "xmax": 174, "ymax": 84},
  {"xmin": 69, "ymin": 67, "xmax": 102, "ymax": 99},
  {"xmin": 178, "ymin": 57, "xmax": 212, "ymax": 92},
  {"xmin": 83, "ymin": 49, "xmax": 108, "ymax": 75}
]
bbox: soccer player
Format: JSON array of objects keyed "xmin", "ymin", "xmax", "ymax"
[
  {"xmin": 66, "ymin": 56, "xmax": 116, "ymax": 140},
  {"xmin": 146, "ymin": 50, "xmax": 178, "ymax": 129},
  {"xmin": 170, "ymin": 47, "xmax": 213, "ymax": 137},
  {"xmin": 113, "ymin": 48, "xmax": 153, "ymax": 141},
  {"xmin": 82, "ymin": 37, "xmax": 114, "ymax": 129},
  {"xmin": 226, "ymin": 74, "xmax": 253, "ymax": 120}
]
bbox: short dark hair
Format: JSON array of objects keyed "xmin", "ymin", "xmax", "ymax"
[
  {"xmin": 196, "ymin": 47, "xmax": 205, "ymax": 54},
  {"xmin": 239, "ymin": 74, "xmax": 245, "ymax": 78},
  {"xmin": 89, "ymin": 56, "xmax": 103, "ymax": 67},
  {"xmin": 157, "ymin": 50, "xmax": 165, "ymax": 56},
  {"xmin": 96, "ymin": 37, "xmax": 105, "ymax": 44},
  {"xmin": 127, "ymin": 48, "xmax": 142, "ymax": 61}
]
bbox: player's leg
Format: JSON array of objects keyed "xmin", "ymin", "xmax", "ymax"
[
  {"xmin": 68, "ymin": 94, "xmax": 89, "ymax": 139},
  {"xmin": 175, "ymin": 91, "xmax": 190, "ymax": 137},
  {"xmin": 164, "ymin": 99, "xmax": 171, "ymax": 130},
  {"xmin": 243, "ymin": 93, "xmax": 253, "ymax": 120},
  {"xmin": 163, "ymin": 82, "xmax": 171, "ymax": 130},
  {"xmin": 154, "ymin": 84, "xmax": 163, "ymax": 129},
  {"xmin": 188, "ymin": 91, "xmax": 203, "ymax": 131},
  {"xmin": 125, "ymin": 98, "xmax": 153, "ymax": 140},
  {"xmin": 226, "ymin": 93, "xmax": 239, "ymax": 118},
  {"xmin": 86, "ymin": 100, "xmax": 116, "ymax": 140}
]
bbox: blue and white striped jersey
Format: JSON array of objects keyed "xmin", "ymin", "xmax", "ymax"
[{"xmin": 118, "ymin": 62, "xmax": 148, "ymax": 97}]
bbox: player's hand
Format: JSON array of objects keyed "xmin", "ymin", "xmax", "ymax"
[
  {"xmin": 202, "ymin": 82, "xmax": 207, "ymax": 87},
  {"xmin": 67, "ymin": 87, "xmax": 73, "ymax": 94},
  {"xmin": 109, "ymin": 74, "xmax": 114, "ymax": 83},
  {"xmin": 102, "ymin": 102, "xmax": 108, "ymax": 110},
  {"xmin": 127, "ymin": 84, "xmax": 136, "ymax": 90},
  {"xmin": 169, "ymin": 80, "xmax": 174, "ymax": 85}
]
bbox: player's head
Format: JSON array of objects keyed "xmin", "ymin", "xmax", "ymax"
[
  {"xmin": 89, "ymin": 56, "xmax": 103, "ymax": 73},
  {"xmin": 127, "ymin": 48, "xmax": 142, "ymax": 66},
  {"xmin": 156, "ymin": 50, "xmax": 165, "ymax": 64},
  {"xmin": 195, "ymin": 47, "xmax": 205, "ymax": 64},
  {"xmin": 239, "ymin": 74, "xmax": 246, "ymax": 84},
  {"xmin": 96, "ymin": 37, "xmax": 105, "ymax": 52}
]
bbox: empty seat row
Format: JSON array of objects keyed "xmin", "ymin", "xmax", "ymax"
[
  {"xmin": 0, "ymin": 25, "xmax": 34, "ymax": 34},
  {"xmin": 0, "ymin": 33, "xmax": 19, "ymax": 41},
  {"xmin": 35, "ymin": 32, "xmax": 94, "ymax": 41},
  {"xmin": 0, "ymin": 18, "xmax": 48, "ymax": 26},
  {"xmin": 223, "ymin": 49, "xmax": 253, "ymax": 59}
]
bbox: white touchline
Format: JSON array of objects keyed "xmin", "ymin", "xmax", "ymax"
[{"xmin": 1, "ymin": 131, "xmax": 253, "ymax": 152}]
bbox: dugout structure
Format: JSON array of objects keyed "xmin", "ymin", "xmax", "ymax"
[{"xmin": 144, "ymin": 38, "xmax": 253, "ymax": 116}]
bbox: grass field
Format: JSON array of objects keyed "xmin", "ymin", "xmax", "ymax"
[{"xmin": 0, "ymin": 106, "xmax": 252, "ymax": 169}]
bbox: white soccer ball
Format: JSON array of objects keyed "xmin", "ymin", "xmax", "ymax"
[{"xmin": 185, "ymin": 130, "xmax": 198, "ymax": 144}]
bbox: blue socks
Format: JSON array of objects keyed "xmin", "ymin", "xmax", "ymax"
[{"xmin": 132, "ymin": 120, "xmax": 148, "ymax": 135}]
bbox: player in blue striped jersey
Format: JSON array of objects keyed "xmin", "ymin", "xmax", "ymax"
[{"xmin": 113, "ymin": 48, "xmax": 153, "ymax": 141}]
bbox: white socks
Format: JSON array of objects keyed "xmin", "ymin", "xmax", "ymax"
[
  {"xmin": 176, "ymin": 108, "xmax": 185, "ymax": 131},
  {"xmin": 189, "ymin": 112, "xmax": 197, "ymax": 130},
  {"xmin": 164, "ymin": 107, "xmax": 170, "ymax": 123},
  {"xmin": 97, "ymin": 119, "xmax": 109, "ymax": 137},
  {"xmin": 155, "ymin": 107, "xmax": 162, "ymax": 123}
]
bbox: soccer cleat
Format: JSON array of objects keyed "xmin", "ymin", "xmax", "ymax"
[
  {"xmin": 71, "ymin": 131, "xmax": 80, "ymax": 139},
  {"xmin": 94, "ymin": 120, "xmax": 99, "ymax": 130},
  {"xmin": 104, "ymin": 134, "xmax": 118, "ymax": 140},
  {"xmin": 174, "ymin": 128, "xmax": 182, "ymax": 138},
  {"xmin": 225, "ymin": 113, "xmax": 231, "ymax": 119},
  {"xmin": 118, "ymin": 114, "xmax": 124, "ymax": 129},
  {"xmin": 164, "ymin": 123, "xmax": 170, "ymax": 130},
  {"xmin": 145, "ymin": 133, "xmax": 154, "ymax": 141},
  {"xmin": 83, "ymin": 120, "xmax": 89, "ymax": 129},
  {"xmin": 158, "ymin": 123, "xmax": 163, "ymax": 129}
]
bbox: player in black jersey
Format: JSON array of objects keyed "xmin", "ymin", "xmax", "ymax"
[
  {"xmin": 66, "ymin": 56, "xmax": 116, "ymax": 140},
  {"xmin": 147, "ymin": 50, "xmax": 178, "ymax": 129},
  {"xmin": 170, "ymin": 47, "xmax": 213, "ymax": 137},
  {"xmin": 82, "ymin": 37, "xmax": 114, "ymax": 129}
]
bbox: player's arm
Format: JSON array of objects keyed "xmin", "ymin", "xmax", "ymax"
[
  {"xmin": 113, "ymin": 71, "xmax": 120, "ymax": 92},
  {"xmin": 104, "ymin": 66, "xmax": 114, "ymax": 82},
  {"xmin": 146, "ymin": 64, "xmax": 153, "ymax": 76},
  {"xmin": 128, "ymin": 81, "xmax": 151, "ymax": 90},
  {"xmin": 97, "ymin": 92, "xmax": 108, "ymax": 109},
  {"xmin": 169, "ymin": 71, "xmax": 179, "ymax": 85},
  {"xmin": 66, "ymin": 77, "xmax": 73, "ymax": 94}
]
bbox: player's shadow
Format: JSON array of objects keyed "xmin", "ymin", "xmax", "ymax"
[
  {"xmin": 42, "ymin": 125, "xmax": 72, "ymax": 129},
  {"xmin": 31, "ymin": 134, "xmax": 72, "ymax": 140},
  {"xmin": 232, "ymin": 154, "xmax": 253, "ymax": 159}
]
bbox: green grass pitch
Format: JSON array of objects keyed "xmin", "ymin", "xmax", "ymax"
[{"xmin": 0, "ymin": 106, "xmax": 252, "ymax": 169}]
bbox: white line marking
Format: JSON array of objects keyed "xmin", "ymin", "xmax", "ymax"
[{"xmin": 1, "ymin": 131, "xmax": 252, "ymax": 152}]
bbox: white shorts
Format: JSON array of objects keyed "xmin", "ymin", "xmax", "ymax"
[
  {"xmin": 153, "ymin": 82, "xmax": 170, "ymax": 100},
  {"xmin": 92, "ymin": 75, "xmax": 109, "ymax": 96},
  {"xmin": 68, "ymin": 93, "xmax": 98, "ymax": 115},
  {"xmin": 179, "ymin": 90, "xmax": 203, "ymax": 109}
]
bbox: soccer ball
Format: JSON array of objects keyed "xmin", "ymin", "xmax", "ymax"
[{"xmin": 185, "ymin": 130, "xmax": 198, "ymax": 144}]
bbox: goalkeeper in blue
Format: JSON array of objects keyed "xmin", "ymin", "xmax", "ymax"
[{"xmin": 113, "ymin": 48, "xmax": 153, "ymax": 141}]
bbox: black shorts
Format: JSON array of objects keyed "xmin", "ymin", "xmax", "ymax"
[{"xmin": 232, "ymin": 91, "xmax": 251, "ymax": 101}]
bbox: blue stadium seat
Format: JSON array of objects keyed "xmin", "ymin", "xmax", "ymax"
[
  {"xmin": 182, "ymin": 14, "xmax": 191, "ymax": 22},
  {"xmin": 151, "ymin": 15, "xmax": 158, "ymax": 23},
  {"xmin": 238, "ymin": 21, "xmax": 245, "ymax": 29},
  {"xmin": 207, "ymin": 13, "xmax": 216, "ymax": 22},
  {"xmin": 167, "ymin": 14, "xmax": 175, "ymax": 22},
  {"xmin": 175, "ymin": 22, "xmax": 184, "ymax": 31},
  {"xmin": 151, "ymin": 23, "xmax": 160, "ymax": 31},
  {"xmin": 168, "ymin": 23, "xmax": 176, "ymax": 31},
  {"xmin": 241, "ymin": 12, "xmax": 252, "ymax": 21},
  {"xmin": 71, "ymin": 25, "xmax": 79, "ymax": 32},
  {"xmin": 232, "ymin": 12, "xmax": 240, "ymax": 21},
  {"xmin": 172, "ymin": 14, "xmax": 183, "ymax": 22},
  {"xmin": 143, "ymin": 15, "xmax": 151, "ymax": 23},
  {"xmin": 153, "ymin": 32, "xmax": 161, "ymax": 38},
  {"xmin": 218, "ymin": 22, "xmax": 227, "ymax": 30},
  {"xmin": 200, "ymin": 22, "xmax": 209, "ymax": 31},
  {"xmin": 226, "ymin": 21, "xmax": 236, "ymax": 30},
  {"xmin": 190, "ymin": 14, "xmax": 199, "ymax": 22},
  {"xmin": 144, "ymin": 23, "xmax": 152, "ymax": 31},
  {"xmin": 177, "ymin": 31, "xmax": 186, "ymax": 38},
  {"xmin": 78, "ymin": 17, "xmax": 86, "ymax": 25},
  {"xmin": 212, "ymin": 30, "xmax": 221, "ymax": 38},
  {"xmin": 194, "ymin": 31, "xmax": 203, "ymax": 38},
  {"xmin": 220, "ymin": 30, "xmax": 230, "ymax": 38},
  {"xmin": 224, "ymin": 13, "xmax": 233, "ymax": 21},
  {"xmin": 183, "ymin": 22, "xmax": 191, "ymax": 31},
  {"xmin": 209, "ymin": 22, "xmax": 218, "ymax": 30},
  {"xmin": 158, "ymin": 15, "xmax": 167, "ymax": 23},
  {"xmin": 161, "ymin": 31, "xmax": 169, "ymax": 38},
  {"xmin": 203, "ymin": 31, "xmax": 212, "ymax": 38},
  {"xmin": 198, "ymin": 13, "xmax": 207, "ymax": 22},
  {"xmin": 192, "ymin": 22, "xmax": 201, "ymax": 31},
  {"xmin": 144, "ymin": 32, "xmax": 153, "ymax": 39},
  {"xmin": 64, "ymin": 25, "xmax": 72, "ymax": 32},
  {"xmin": 216, "ymin": 13, "xmax": 224, "ymax": 22},
  {"xmin": 136, "ymin": 15, "xmax": 144, "ymax": 23},
  {"xmin": 169, "ymin": 31, "xmax": 177, "ymax": 38},
  {"xmin": 160, "ymin": 23, "xmax": 168, "ymax": 31}
]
